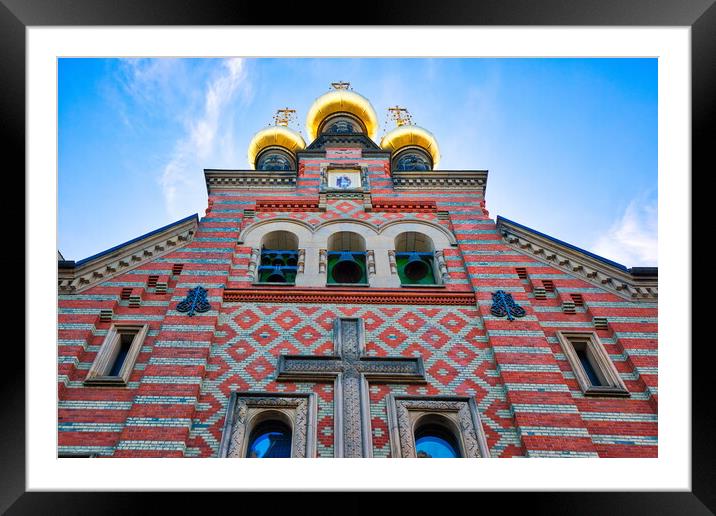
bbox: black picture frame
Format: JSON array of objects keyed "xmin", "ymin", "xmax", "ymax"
[{"xmin": 5, "ymin": 0, "xmax": 709, "ymax": 513}]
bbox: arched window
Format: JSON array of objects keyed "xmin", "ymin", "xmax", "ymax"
[
  {"xmin": 394, "ymin": 232, "xmax": 437, "ymax": 285},
  {"xmin": 258, "ymin": 231, "xmax": 299, "ymax": 284},
  {"xmin": 327, "ymin": 231, "xmax": 367, "ymax": 285},
  {"xmin": 327, "ymin": 119, "xmax": 355, "ymax": 134},
  {"xmin": 394, "ymin": 149, "xmax": 432, "ymax": 171},
  {"xmin": 414, "ymin": 415, "xmax": 462, "ymax": 458},
  {"xmin": 256, "ymin": 149, "xmax": 294, "ymax": 171},
  {"xmin": 246, "ymin": 419, "xmax": 293, "ymax": 458},
  {"xmin": 318, "ymin": 114, "xmax": 365, "ymax": 136}
]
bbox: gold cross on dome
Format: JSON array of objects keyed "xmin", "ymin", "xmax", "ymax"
[
  {"xmin": 330, "ymin": 81, "xmax": 351, "ymax": 90},
  {"xmin": 273, "ymin": 108, "xmax": 296, "ymax": 127},
  {"xmin": 388, "ymin": 106, "xmax": 413, "ymax": 127}
]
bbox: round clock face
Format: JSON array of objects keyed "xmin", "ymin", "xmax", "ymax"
[{"xmin": 336, "ymin": 175, "xmax": 352, "ymax": 189}]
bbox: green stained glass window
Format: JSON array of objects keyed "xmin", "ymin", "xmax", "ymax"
[
  {"xmin": 327, "ymin": 251, "xmax": 367, "ymax": 285},
  {"xmin": 395, "ymin": 252, "xmax": 436, "ymax": 285}
]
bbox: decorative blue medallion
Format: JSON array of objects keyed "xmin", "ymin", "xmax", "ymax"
[
  {"xmin": 490, "ymin": 290, "xmax": 526, "ymax": 321},
  {"xmin": 176, "ymin": 286, "xmax": 211, "ymax": 316},
  {"xmin": 336, "ymin": 175, "xmax": 352, "ymax": 189}
]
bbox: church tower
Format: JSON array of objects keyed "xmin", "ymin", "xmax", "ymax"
[{"xmin": 58, "ymin": 82, "xmax": 658, "ymax": 458}]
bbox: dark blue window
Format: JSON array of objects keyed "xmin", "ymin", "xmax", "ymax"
[
  {"xmin": 414, "ymin": 424, "xmax": 461, "ymax": 458},
  {"xmin": 576, "ymin": 348, "xmax": 603, "ymax": 386},
  {"xmin": 396, "ymin": 153, "xmax": 431, "ymax": 171},
  {"xmin": 108, "ymin": 334, "xmax": 133, "ymax": 376},
  {"xmin": 257, "ymin": 153, "xmax": 292, "ymax": 171},
  {"xmin": 247, "ymin": 420, "xmax": 292, "ymax": 458}
]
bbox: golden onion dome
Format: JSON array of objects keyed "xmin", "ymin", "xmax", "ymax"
[
  {"xmin": 380, "ymin": 124, "xmax": 441, "ymax": 168},
  {"xmin": 305, "ymin": 89, "xmax": 379, "ymax": 141},
  {"xmin": 247, "ymin": 124, "xmax": 306, "ymax": 169}
]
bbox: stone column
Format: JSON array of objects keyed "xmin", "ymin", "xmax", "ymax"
[
  {"xmin": 247, "ymin": 247, "xmax": 260, "ymax": 282},
  {"xmin": 435, "ymin": 250, "xmax": 449, "ymax": 283}
]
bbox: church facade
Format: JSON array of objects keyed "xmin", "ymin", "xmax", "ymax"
[{"xmin": 57, "ymin": 83, "xmax": 658, "ymax": 458}]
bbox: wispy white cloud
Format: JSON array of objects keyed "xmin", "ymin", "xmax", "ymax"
[
  {"xmin": 437, "ymin": 70, "xmax": 502, "ymax": 170},
  {"xmin": 152, "ymin": 58, "xmax": 249, "ymax": 217},
  {"xmin": 592, "ymin": 192, "xmax": 658, "ymax": 267},
  {"xmin": 116, "ymin": 58, "xmax": 195, "ymax": 126}
]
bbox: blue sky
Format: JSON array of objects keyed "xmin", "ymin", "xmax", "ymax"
[{"xmin": 58, "ymin": 57, "xmax": 657, "ymax": 266}]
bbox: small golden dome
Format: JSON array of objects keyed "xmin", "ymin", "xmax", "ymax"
[
  {"xmin": 247, "ymin": 125, "xmax": 306, "ymax": 169},
  {"xmin": 305, "ymin": 88, "xmax": 379, "ymax": 141},
  {"xmin": 380, "ymin": 124, "xmax": 441, "ymax": 168}
]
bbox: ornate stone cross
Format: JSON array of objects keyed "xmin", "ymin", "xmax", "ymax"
[{"xmin": 276, "ymin": 317, "xmax": 426, "ymax": 457}]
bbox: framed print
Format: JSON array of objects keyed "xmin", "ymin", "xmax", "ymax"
[{"xmin": 9, "ymin": 0, "xmax": 711, "ymax": 513}]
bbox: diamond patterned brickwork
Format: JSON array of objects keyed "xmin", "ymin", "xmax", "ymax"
[
  {"xmin": 187, "ymin": 302, "xmax": 523, "ymax": 458},
  {"xmin": 254, "ymin": 199, "xmax": 446, "ymax": 230},
  {"xmin": 445, "ymin": 192, "xmax": 657, "ymax": 458}
]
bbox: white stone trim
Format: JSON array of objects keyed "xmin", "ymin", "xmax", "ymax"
[
  {"xmin": 555, "ymin": 331, "xmax": 630, "ymax": 397},
  {"xmin": 497, "ymin": 217, "xmax": 657, "ymax": 302},
  {"xmin": 386, "ymin": 395, "xmax": 491, "ymax": 458},
  {"xmin": 239, "ymin": 218, "xmax": 314, "ymax": 248},
  {"xmin": 84, "ymin": 323, "xmax": 149, "ymax": 386},
  {"xmin": 239, "ymin": 218, "xmax": 457, "ymax": 288},
  {"xmin": 391, "ymin": 170, "xmax": 488, "ymax": 191},
  {"xmin": 379, "ymin": 219, "xmax": 457, "ymax": 247},
  {"xmin": 58, "ymin": 216, "xmax": 197, "ymax": 294},
  {"xmin": 218, "ymin": 392, "xmax": 318, "ymax": 458}
]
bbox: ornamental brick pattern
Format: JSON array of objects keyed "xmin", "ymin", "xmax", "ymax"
[
  {"xmin": 254, "ymin": 199, "xmax": 445, "ymax": 228},
  {"xmin": 186, "ymin": 302, "xmax": 522, "ymax": 458},
  {"xmin": 58, "ymin": 138, "xmax": 657, "ymax": 458}
]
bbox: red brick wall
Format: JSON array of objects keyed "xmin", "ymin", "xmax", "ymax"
[{"xmin": 58, "ymin": 146, "xmax": 657, "ymax": 458}]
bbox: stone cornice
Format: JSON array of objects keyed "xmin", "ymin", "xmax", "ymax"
[
  {"xmin": 371, "ymin": 198, "xmax": 437, "ymax": 212},
  {"xmin": 496, "ymin": 216, "xmax": 657, "ymax": 302},
  {"xmin": 223, "ymin": 287, "xmax": 477, "ymax": 306},
  {"xmin": 392, "ymin": 170, "xmax": 488, "ymax": 192},
  {"xmin": 255, "ymin": 198, "xmax": 320, "ymax": 212},
  {"xmin": 204, "ymin": 169, "xmax": 297, "ymax": 193},
  {"xmin": 58, "ymin": 215, "xmax": 198, "ymax": 294}
]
